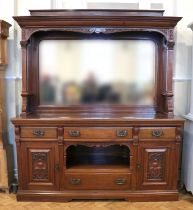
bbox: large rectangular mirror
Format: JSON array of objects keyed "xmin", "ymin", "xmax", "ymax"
[{"xmin": 39, "ymin": 39, "xmax": 155, "ymax": 106}]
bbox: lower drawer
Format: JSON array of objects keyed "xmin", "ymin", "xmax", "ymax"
[{"xmin": 63, "ymin": 173, "xmax": 131, "ymax": 190}]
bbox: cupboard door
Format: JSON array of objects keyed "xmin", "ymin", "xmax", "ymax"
[
  {"xmin": 21, "ymin": 142, "xmax": 59, "ymax": 190},
  {"xmin": 138, "ymin": 143, "xmax": 172, "ymax": 190}
]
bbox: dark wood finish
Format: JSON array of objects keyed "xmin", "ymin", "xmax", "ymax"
[
  {"xmin": 13, "ymin": 9, "xmax": 182, "ymax": 116},
  {"xmin": 138, "ymin": 143, "xmax": 172, "ymax": 190},
  {"xmin": 20, "ymin": 141, "xmax": 60, "ymax": 191},
  {"xmin": 12, "ymin": 10, "xmax": 184, "ymax": 202}
]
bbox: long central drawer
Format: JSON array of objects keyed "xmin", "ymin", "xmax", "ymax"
[
  {"xmin": 64, "ymin": 127, "xmax": 132, "ymax": 139},
  {"xmin": 63, "ymin": 173, "xmax": 131, "ymax": 190}
]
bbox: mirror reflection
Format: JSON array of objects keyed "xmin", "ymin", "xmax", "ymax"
[{"xmin": 39, "ymin": 40, "xmax": 155, "ymax": 106}]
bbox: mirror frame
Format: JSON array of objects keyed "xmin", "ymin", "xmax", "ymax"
[
  {"xmin": 27, "ymin": 31, "xmax": 162, "ymax": 114},
  {"xmin": 13, "ymin": 10, "xmax": 181, "ymax": 116}
]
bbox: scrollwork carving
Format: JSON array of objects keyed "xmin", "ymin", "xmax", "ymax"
[
  {"xmin": 147, "ymin": 152, "xmax": 164, "ymax": 180},
  {"xmin": 89, "ymin": 28, "xmax": 106, "ymax": 33},
  {"xmin": 21, "ymin": 27, "xmax": 171, "ymax": 42},
  {"xmin": 167, "ymin": 41, "xmax": 175, "ymax": 50},
  {"xmin": 64, "ymin": 142, "xmax": 130, "ymax": 149},
  {"xmin": 32, "ymin": 152, "xmax": 48, "ymax": 180},
  {"xmin": 169, "ymin": 29, "xmax": 174, "ymax": 41}
]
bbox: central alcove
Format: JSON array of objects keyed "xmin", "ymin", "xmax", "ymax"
[{"xmin": 66, "ymin": 144, "xmax": 130, "ymax": 171}]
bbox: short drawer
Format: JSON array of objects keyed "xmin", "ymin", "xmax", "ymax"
[
  {"xmin": 63, "ymin": 173, "xmax": 131, "ymax": 190},
  {"xmin": 64, "ymin": 127, "xmax": 132, "ymax": 139},
  {"xmin": 139, "ymin": 127, "xmax": 176, "ymax": 140},
  {"xmin": 20, "ymin": 127, "xmax": 58, "ymax": 139}
]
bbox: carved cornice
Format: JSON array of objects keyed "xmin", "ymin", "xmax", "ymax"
[
  {"xmin": 13, "ymin": 15, "xmax": 182, "ymax": 30},
  {"xmin": 20, "ymin": 27, "xmax": 176, "ymax": 43}
]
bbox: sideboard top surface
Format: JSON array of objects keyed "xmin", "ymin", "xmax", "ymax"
[{"xmin": 11, "ymin": 113, "xmax": 185, "ymax": 126}]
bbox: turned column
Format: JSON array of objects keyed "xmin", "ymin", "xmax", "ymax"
[{"xmin": 0, "ymin": 20, "xmax": 11, "ymax": 192}]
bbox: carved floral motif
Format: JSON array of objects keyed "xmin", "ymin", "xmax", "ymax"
[
  {"xmin": 147, "ymin": 152, "xmax": 164, "ymax": 180},
  {"xmin": 32, "ymin": 152, "xmax": 48, "ymax": 180}
]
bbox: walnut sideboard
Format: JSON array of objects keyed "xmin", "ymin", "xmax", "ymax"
[
  {"xmin": 12, "ymin": 10, "xmax": 184, "ymax": 201},
  {"xmin": 12, "ymin": 114, "xmax": 184, "ymax": 201}
]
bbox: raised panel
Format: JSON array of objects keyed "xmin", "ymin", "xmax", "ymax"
[
  {"xmin": 29, "ymin": 149, "xmax": 50, "ymax": 181},
  {"xmin": 138, "ymin": 143, "xmax": 172, "ymax": 190},
  {"xmin": 21, "ymin": 142, "xmax": 59, "ymax": 190},
  {"xmin": 145, "ymin": 149, "xmax": 166, "ymax": 181}
]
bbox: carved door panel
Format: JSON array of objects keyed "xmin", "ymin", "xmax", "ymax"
[
  {"xmin": 137, "ymin": 143, "xmax": 172, "ymax": 190},
  {"xmin": 21, "ymin": 142, "xmax": 59, "ymax": 190}
]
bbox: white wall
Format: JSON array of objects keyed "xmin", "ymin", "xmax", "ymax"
[{"xmin": 0, "ymin": 0, "xmax": 192, "ymax": 180}]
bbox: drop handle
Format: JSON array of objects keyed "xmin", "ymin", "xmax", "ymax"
[
  {"xmin": 32, "ymin": 130, "xmax": 45, "ymax": 137},
  {"xmin": 69, "ymin": 130, "xmax": 80, "ymax": 137},
  {"xmin": 152, "ymin": 130, "xmax": 164, "ymax": 137},
  {"xmin": 115, "ymin": 178, "xmax": 127, "ymax": 185},
  {"xmin": 70, "ymin": 178, "xmax": 81, "ymax": 185},
  {"xmin": 117, "ymin": 130, "xmax": 128, "ymax": 137}
]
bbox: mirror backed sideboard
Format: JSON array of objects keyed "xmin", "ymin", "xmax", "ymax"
[{"xmin": 12, "ymin": 10, "xmax": 184, "ymax": 202}]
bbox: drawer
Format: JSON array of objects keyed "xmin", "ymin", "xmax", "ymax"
[
  {"xmin": 20, "ymin": 127, "xmax": 58, "ymax": 139},
  {"xmin": 64, "ymin": 127, "xmax": 132, "ymax": 139},
  {"xmin": 139, "ymin": 127, "xmax": 176, "ymax": 140},
  {"xmin": 63, "ymin": 173, "xmax": 131, "ymax": 190}
]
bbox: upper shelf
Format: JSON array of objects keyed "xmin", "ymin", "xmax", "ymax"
[
  {"xmin": 13, "ymin": 9, "xmax": 182, "ymax": 29},
  {"xmin": 29, "ymin": 9, "xmax": 165, "ymax": 17}
]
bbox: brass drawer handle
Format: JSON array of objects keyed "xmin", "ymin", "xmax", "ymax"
[
  {"xmin": 32, "ymin": 130, "xmax": 45, "ymax": 137},
  {"xmin": 115, "ymin": 178, "xmax": 127, "ymax": 185},
  {"xmin": 152, "ymin": 130, "xmax": 163, "ymax": 137},
  {"xmin": 70, "ymin": 178, "xmax": 81, "ymax": 185},
  {"xmin": 69, "ymin": 130, "xmax": 80, "ymax": 137},
  {"xmin": 117, "ymin": 130, "xmax": 128, "ymax": 137}
]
